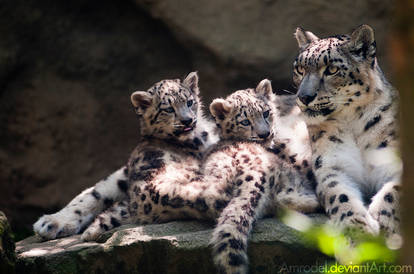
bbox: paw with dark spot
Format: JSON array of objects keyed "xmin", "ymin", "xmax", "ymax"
[
  {"xmin": 81, "ymin": 219, "xmax": 107, "ymax": 242},
  {"xmin": 330, "ymin": 205, "xmax": 379, "ymax": 236},
  {"xmin": 33, "ymin": 212, "xmax": 86, "ymax": 240},
  {"xmin": 368, "ymin": 182, "xmax": 400, "ymax": 237}
]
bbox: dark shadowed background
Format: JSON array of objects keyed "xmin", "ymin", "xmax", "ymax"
[{"xmin": 0, "ymin": 0, "xmax": 403, "ymax": 243}]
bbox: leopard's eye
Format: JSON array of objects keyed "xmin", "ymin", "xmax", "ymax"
[
  {"xmin": 295, "ymin": 66, "xmax": 305, "ymax": 76},
  {"xmin": 164, "ymin": 107, "xmax": 175, "ymax": 113},
  {"xmin": 240, "ymin": 119, "xmax": 251, "ymax": 126},
  {"xmin": 187, "ymin": 100, "xmax": 193, "ymax": 107},
  {"xmin": 325, "ymin": 65, "xmax": 339, "ymax": 76},
  {"xmin": 263, "ymin": 110, "xmax": 270, "ymax": 119}
]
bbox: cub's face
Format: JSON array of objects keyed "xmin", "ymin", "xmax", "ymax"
[
  {"xmin": 210, "ymin": 79, "xmax": 275, "ymax": 143},
  {"xmin": 131, "ymin": 72, "xmax": 200, "ymax": 141},
  {"xmin": 293, "ymin": 25, "xmax": 377, "ymax": 121}
]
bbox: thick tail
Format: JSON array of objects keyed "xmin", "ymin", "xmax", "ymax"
[
  {"xmin": 210, "ymin": 170, "xmax": 272, "ymax": 274},
  {"xmin": 81, "ymin": 172, "xmax": 235, "ymax": 241}
]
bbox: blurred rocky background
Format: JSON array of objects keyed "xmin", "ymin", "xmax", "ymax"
[
  {"xmin": 393, "ymin": 0, "xmax": 414, "ymax": 265},
  {"xmin": 0, "ymin": 0, "xmax": 395, "ymax": 239}
]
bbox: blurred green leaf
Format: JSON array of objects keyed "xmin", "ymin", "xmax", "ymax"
[{"xmin": 282, "ymin": 211, "xmax": 398, "ymax": 272}]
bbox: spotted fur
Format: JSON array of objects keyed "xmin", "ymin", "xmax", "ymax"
[
  {"xmin": 79, "ymin": 79, "xmax": 319, "ymax": 274},
  {"xmin": 33, "ymin": 72, "xmax": 219, "ymax": 240},
  {"xmin": 293, "ymin": 25, "xmax": 402, "ymax": 239},
  {"xmin": 33, "ymin": 166, "xmax": 130, "ymax": 239},
  {"xmin": 209, "ymin": 81, "xmax": 319, "ymax": 274}
]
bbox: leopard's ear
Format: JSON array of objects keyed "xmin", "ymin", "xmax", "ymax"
[
  {"xmin": 348, "ymin": 24, "xmax": 376, "ymax": 60},
  {"xmin": 210, "ymin": 98, "xmax": 233, "ymax": 120},
  {"xmin": 183, "ymin": 71, "xmax": 200, "ymax": 95},
  {"xmin": 294, "ymin": 27, "xmax": 319, "ymax": 50},
  {"xmin": 255, "ymin": 79, "xmax": 272, "ymax": 99},
  {"xmin": 131, "ymin": 91, "xmax": 153, "ymax": 110}
]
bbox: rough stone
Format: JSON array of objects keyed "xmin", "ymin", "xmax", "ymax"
[
  {"xmin": 16, "ymin": 216, "xmax": 330, "ymax": 274},
  {"xmin": 0, "ymin": 211, "xmax": 16, "ymax": 273},
  {"xmin": 134, "ymin": 0, "xmax": 394, "ymax": 86}
]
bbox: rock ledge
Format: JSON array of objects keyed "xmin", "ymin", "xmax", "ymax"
[{"xmin": 16, "ymin": 216, "xmax": 329, "ymax": 273}]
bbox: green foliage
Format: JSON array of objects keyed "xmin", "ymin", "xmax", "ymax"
[
  {"xmin": 303, "ymin": 225, "xmax": 397, "ymax": 264},
  {"xmin": 282, "ymin": 210, "xmax": 401, "ymax": 273}
]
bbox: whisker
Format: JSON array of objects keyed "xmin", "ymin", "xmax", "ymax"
[{"xmin": 282, "ymin": 89, "xmax": 296, "ymax": 95}]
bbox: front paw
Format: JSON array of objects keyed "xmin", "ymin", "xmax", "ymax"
[
  {"xmin": 368, "ymin": 205, "xmax": 400, "ymax": 237},
  {"xmin": 80, "ymin": 223, "xmax": 102, "ymax": 242},
  {"xmin": 33, "ymin": 213, "xmax": 80, "ymax": 240},
  {"xmin": 330, "ymin": 209, "xmax": 379, "ymax": 236},
  {"xmin": 368, "ymin": 183, "xmax": 401, "ymax": 237}
]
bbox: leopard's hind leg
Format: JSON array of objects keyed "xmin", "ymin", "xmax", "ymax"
[{"xmin": 34, "ymin": 166, "xmax": 128, "ymax": 239}]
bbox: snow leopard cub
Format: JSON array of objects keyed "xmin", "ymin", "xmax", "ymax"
[
  {"xmin": 80, "ymin": 79, "xmax": 319, "ymax": 274},
  {"xmin": 34, "ymin": 72, "xmax": 219, "ymax": 240}
]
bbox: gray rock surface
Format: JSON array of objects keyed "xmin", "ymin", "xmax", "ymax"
[
  {"xmin": 16, "ymin": 216, "xmax": 330, "ymax": 274},
  {"xmin": 134, "ymin": 0, "xmax": 394, "ymax": 85}
]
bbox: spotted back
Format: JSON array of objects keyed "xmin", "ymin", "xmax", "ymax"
[
  {"xmin": 131, "ymin": 72, "xmax": 202, "ymax": 142},
  {"xmin": 293, "ymin": 25, "xmax": 379, "ymax": 122},
  {"xmin": 209, "ymin": 79, "xmax": 275, "ymax": 143}
]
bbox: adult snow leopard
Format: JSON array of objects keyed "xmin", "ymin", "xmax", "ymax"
[{"xmin": 293, "ymin": 25, "xmax": 402, "ymax": 239}]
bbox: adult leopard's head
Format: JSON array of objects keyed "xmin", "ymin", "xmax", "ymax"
[
  {"xmin": 209, "ymin": 79, "xmax": 275, "ymax": 143},
  {"xmin": 293, "ymin": 25, "xmax": 378, "ymax": 122},
  {"xmin": 131, "ymin": 72, "xmax": 201, "ymax": 142}
]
